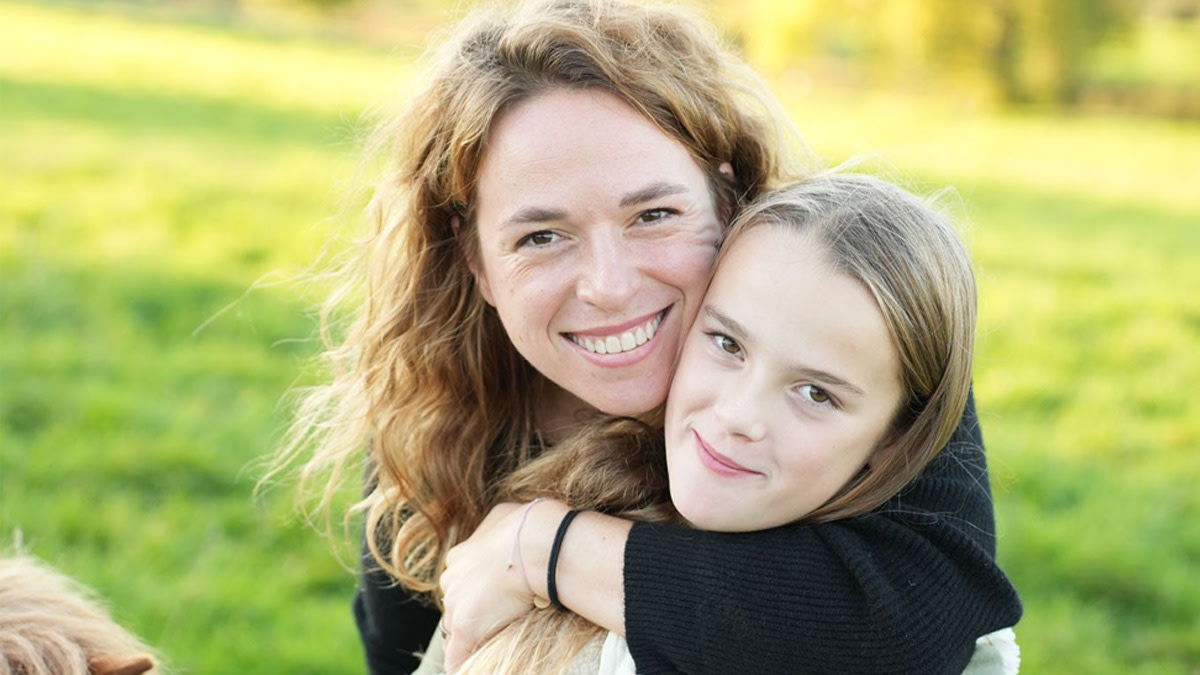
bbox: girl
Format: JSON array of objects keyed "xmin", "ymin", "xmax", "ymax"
[{"xmin": 437, "ymin": 173, "xmax": 1019, "ymax": 674}]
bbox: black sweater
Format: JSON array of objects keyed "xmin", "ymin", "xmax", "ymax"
[{"xmin": 353, "ymin": 395, "xmax": 1022, "ymax": 674}]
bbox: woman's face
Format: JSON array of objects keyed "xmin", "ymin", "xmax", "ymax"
[
  {"xmin": 471, "ymin": 88, "xmax": 724, "ymax": 419},
  {"xmin": 665, "ymin": 226, "xmax": 904, "ymax": 532}
]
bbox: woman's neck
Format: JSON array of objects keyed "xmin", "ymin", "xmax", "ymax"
[
  {"xmin": 534, "ymin": 382, "xmax": 597, "ymax": 445},
  {"xmin": 534, "ymin": 381, "xmax": 665, "ymax": 444}
]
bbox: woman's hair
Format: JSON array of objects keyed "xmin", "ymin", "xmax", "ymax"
[
  {"xmin": 456, "ymin": 171, "xmax": 978, "ymax": 673},
  {"xmin": 268, "ymin": 0, "xmax": 800, "ymax": 594},
  {"xmin": 0, "ymin": 555, "xmax": 158, "ymax": 675}
]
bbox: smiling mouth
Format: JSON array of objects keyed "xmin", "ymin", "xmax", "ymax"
[
  {"xmin": 565, "ymin": 309, "xmax": 667, "ymax": 355},
  {"xmin": 694, "ymin": 430, "xmax": 761, "ymax": 477}
]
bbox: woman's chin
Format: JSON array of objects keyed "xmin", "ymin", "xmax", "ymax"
[{"xmin": 584, "ymin": 384, "xmax": 669, "ymax": 418}]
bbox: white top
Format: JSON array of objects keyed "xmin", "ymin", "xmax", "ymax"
[{"xmin": 595, "ymin": 628, "xmax": 1020, "ymax": 675}]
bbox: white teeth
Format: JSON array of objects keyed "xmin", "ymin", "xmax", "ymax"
[{"xmin": 569, "ymin": 311, "xmax": 665, "ymax": 355}]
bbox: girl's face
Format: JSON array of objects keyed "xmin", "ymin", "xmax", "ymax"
[
  {"xmin": 471, "ymin": 88, "xmax": 723, "ymax": 421},
  {"xmin": 665, "ymin": 226, "xmax": 904, "ymax": 532}
]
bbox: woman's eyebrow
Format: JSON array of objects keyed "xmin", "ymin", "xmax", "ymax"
[
  {"xmin": 501, "ymin": 182, "xmax": 690, "ymax": 228},
  {"xmin": 503, "ymin": 206, "xmax": 568, "ymax": 227},
  {"xmin": 619, "ymin": 181, "xmax": 689, "ymax": 208}
]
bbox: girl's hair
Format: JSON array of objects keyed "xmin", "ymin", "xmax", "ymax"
[
  {"xmin": 268, "ymin": 0, "xmax": 799, "ymax": 594},
  {"xmin": 457, "ymin": 171, "xmax": 978, "ymax": 673}
]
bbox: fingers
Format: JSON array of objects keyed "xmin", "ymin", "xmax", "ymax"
[{"xmin": 440, "ymin": 607, "xmax": 497, "ymax": 673}]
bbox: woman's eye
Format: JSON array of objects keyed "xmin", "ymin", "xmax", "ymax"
[
  {"xmin": 517, "ymin": 230, "xmax": 558, "ymax": 248},
  {"xmin": 636, "ymin": 208, "xmax": 677, "ymax": 224},
  {"xmin": 710, "ymin": 332, "xmax": 742, "ymax": 356},
  {"xmin": 798, "ymin": 385, "xmax": 833, "ymax": 406}
]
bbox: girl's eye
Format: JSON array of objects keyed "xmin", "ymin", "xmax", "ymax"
[
  {"xmin": 798, "ymin": 384, "xmax": 833, "ymax": 406},
  {"xmin": 636, "ymin": 208, "xmax": 678, "ymax": 224},
  {"xmin": 710, "ymin": 332, "xmax": 742, "ymax": 356},
  {"xmin": 517, "ymin": 230, "xmax": 558, "ymax": 248}
]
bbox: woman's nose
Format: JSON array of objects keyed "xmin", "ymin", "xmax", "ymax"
[
  {"xmin": 575, "ymin": 233, "xmax": 641, "ymax": 311},
  {"xmin": 713, "ymin": 374, "xmax": 768, "ymax": 442}
]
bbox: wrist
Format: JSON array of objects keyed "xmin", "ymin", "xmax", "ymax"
[{"xmin": 518, "ymin": 499, "xmax": 569, "ymax": 604}]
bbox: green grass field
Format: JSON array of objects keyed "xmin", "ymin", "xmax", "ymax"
[{"xmin": 2, "ymin": 2, "xmax": 1198, "ymax": 673}]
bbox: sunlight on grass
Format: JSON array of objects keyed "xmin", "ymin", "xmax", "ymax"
[
  {"xmin": 785, "ymin": 89, "xmax": 1200, "ymax": 211},
  {"xmin": 0, "ymin": 2, "xmax": 414, "ymax": 116}
]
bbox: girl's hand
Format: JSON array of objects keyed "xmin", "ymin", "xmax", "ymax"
[{"xmin": 439, "ymin": 499, "xmax": 567, "ymax": 672}]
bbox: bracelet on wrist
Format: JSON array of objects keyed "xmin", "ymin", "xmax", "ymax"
[{"xmin": 546, "ymin": 508, "xmax": 585, "ymax": 612}]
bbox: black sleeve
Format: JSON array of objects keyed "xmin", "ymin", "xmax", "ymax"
[
  {"xmin": 353, "ymin": 555, "xmax": 442, "ymax": 675},
  {"xmin": 623, "ymin": 393, "xmax": 1022, "ymax": 675}
]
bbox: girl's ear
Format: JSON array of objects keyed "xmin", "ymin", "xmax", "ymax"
[
  {"xmin": 866, "ymin": 436, "xmax": 897, "ymax": 471},
  {"xmin": 453, "ymin": 215, "xmax": 494, "ymax": 306}
]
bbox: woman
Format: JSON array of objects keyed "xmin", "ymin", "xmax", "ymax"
[{"xmin": 272, "ymin": 0, "xmax": 1022, "ymax": 672}]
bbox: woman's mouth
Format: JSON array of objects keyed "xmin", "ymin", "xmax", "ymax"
[{"xmin": 565, "ymin": 309, "xmax": 667, "ymax": 355}]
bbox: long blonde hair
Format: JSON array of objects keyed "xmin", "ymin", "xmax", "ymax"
[
  {"xmin": 456, "ymin": 172, "xmax": 978, "ymax": 673},
  {"xmin": 268, "ymin": 0, "xmax": 798, "ymax": 595}
]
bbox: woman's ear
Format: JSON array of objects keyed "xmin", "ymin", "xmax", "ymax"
[
  {"xmin": 453, "ymin": 215, "xmax": 494, "ymax": 306},
  {"xmin": 717, "ymin": 162, "xmax": 736, "ymax": 224}
]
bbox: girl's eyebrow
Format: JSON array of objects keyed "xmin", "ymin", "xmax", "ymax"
[
  {"xmin": 704, "ymin": 304, "xmax": 865, "ymax": 396},
  {"xmin": 704, "ymin": 305, "xmax": 750, "ymax": 342}
]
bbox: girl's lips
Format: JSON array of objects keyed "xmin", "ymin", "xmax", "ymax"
[{"xmin": 693, "ymin": 430, "xmax": 761, "ymax": 478}]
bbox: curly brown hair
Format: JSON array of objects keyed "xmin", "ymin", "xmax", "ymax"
[{"xmin": 267, "ymin": 0, "xmax": 801, "ymax": 595}]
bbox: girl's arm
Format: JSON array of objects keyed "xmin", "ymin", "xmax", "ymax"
[{"xmin": 442, "ymin": 394, "xmax": 1022, "ymax": 674}]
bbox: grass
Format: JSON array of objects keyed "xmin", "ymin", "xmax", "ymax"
[{"xmin": 2, "ymin": 1, "xmax": 1198, "ymax": 673}]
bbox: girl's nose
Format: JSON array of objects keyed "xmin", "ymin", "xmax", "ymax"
[{"xmin": 712, "ymin": 373, "xmax": 768, "ymax": 443}]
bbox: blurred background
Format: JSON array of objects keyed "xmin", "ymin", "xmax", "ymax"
[{"xmin": 1, "ymin": 0, "xmax": 1197, "ymax": 672}]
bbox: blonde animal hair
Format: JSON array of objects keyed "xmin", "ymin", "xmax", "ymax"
[
  {"xmin": 268, "ymin": 0, "xmax": 801, "ymax": 595},
  {"xmin": 0, "ymin": 555, "xmax": 158, "ymax": 675},
  {"xmin": 456, "ymin": 172, "xmax": 978, "ymax": 673}
]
